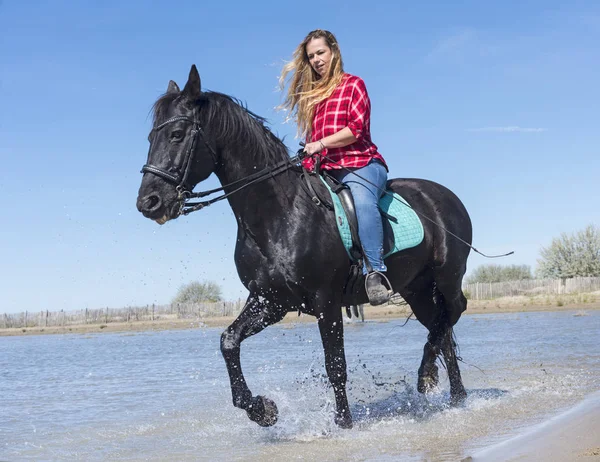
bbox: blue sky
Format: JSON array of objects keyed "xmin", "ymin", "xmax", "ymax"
[{"xmin": 1, "ymin": 1, "xmax": 599, "ymax": 314}]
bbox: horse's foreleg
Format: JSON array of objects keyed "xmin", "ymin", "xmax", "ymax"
[
  {"xmin": 220, "ymin": 296, "xmax": 286, "ymax": 427},
  {"xmin": 317, "ymin": 307, "xmax": 352, "ymax": 428}
]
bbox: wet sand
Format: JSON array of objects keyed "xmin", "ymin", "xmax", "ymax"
[
  {"xmin": 466, "ymin": 392, "xmax": 600, "ymax": 462},
  {"xmin": 1, "ymin": 300, "xmax": 598, "ymax": 337}
]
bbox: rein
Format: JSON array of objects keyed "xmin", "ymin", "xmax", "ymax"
[
  {"xmin": 141, "ymin": 114, "xmax": 302, "ymax": 215},
  {"xmin": 141, "ymin": 117, "xmax": 510, "ymax": 259},
  {"xmin": 180, "ymin": 154, "xmax": 302, "ymax": 215},
  {"xmin": 141, "ymin": 113, "xmax": 303, "ymax": 215},
  {"xmin": 314, "ymin": 152, "xmax": 514, "ymax": 260}
]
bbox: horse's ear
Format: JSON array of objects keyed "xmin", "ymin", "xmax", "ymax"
[
  {"xmin": 183, "ymin": 65, "xmax": 201, "ymax": 99},
  {"xmin": 167, "ymin": 80, "xmax": 180, "ymax": 94}
]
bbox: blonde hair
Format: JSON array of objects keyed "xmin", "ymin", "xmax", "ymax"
[{"xmin": 279, "ymin": 29, "xmax": 345, "ymax": 138}]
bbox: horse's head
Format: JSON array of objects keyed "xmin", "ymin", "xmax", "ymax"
[{"xmin": 136, "ymin": 65, "xmax": 218, "ymax": 224}]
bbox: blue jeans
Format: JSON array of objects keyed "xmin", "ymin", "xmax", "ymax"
[{"xmin": 330, "ymin": 160, "xmax": 388, "ymax": 274}]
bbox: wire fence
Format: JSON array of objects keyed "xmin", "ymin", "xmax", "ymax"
[
  {"xmin": 1, "ymin": 300, "xmax": 246, "ymax": 329},
  {"xmin": 5, "ymin": 277, "xmax": 600, "ymax": 328},
  {"xmin": 463, "ymin": 276, "xmax": 600, "ymax": 300}
]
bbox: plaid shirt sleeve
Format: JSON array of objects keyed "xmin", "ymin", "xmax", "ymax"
[
  {"xmin": 302, "ymin": 74, "xmax": 387, "ymax": 171},
  {"xmin": 346, "ymin": 77, "xmax": 369, "ymax": 140}
]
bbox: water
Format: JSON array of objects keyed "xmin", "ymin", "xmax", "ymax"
[{"xmin": 1, "ymin": 311, "xmax": 599, "ymax": 461}]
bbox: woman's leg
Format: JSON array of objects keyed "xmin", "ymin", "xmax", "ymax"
[{"xmin": 330, "ymin": 161, "xmax": 388, "ymax": 274}]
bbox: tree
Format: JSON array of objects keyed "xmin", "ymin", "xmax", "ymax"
[
  {"xmin": 536, "ymin": 224, "xmax": 600, "ymax": 278},
  {"xmin": 172, "ymin": 281, "xmax": 223, "ymax": 304},
  {"xmin": 465, "ymin": 264, "xmax": 532, "ymax": 284}
]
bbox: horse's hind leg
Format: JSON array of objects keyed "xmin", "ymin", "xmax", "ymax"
[
  {"xmin": 220, "ymin": 294, "xmax": 287, "ymax": 427},
  {"xmin": 439, "ymin": 325, "xmax": 467, "ymax": 404},
  {"xmin": 438, "ymin": 282, "xmax": 467, "ymax": 404},
  {"xmin": 402, "ymin": 289, "xmax": 442, "ymax": 393},
  {"xmin": 435, "ymin": 273, "xmax": 468, "ymax": 404},
  {"xmin": 405, "ymin": 286, "xmax": 467, "ymax": 403}
]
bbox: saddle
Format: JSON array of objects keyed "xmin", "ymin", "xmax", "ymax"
[
  {"xmin": 300, "ymin": 166, "xmax": 425, "ymax": 294},
  {"xmin": 302, "ymin": 170, "xmax": 423, "ymax": 253}
]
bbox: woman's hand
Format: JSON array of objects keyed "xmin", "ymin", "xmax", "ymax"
[
  {"xmin": 303, "ymin": 140, "xmax": 326, "ymax": 156},
  {"xmin": 304, "ymin": 128, "xmax": 356, "ymax": 156}
]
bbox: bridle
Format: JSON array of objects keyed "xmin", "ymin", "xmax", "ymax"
[
  {"xmin": 141, "ymin": 114, "xmax": 220, "ymax": 201},
  {"xmin": 141, "ymin": 113, "xmax": 302, "ymax": 216}
]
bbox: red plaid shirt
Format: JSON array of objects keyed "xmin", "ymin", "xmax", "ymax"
[{"xmin": 302, "ymin": 73, "xmax": 387, "ymax": 171}]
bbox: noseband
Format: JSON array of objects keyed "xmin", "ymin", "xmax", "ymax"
[{"xmin": 141, "ymin": 115, "xmax": 220, "ymax": 201}]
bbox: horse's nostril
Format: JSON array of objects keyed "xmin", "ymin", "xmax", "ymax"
[{"xmin": 142, "ymin": 194, "xmax": 161, "ymax": 212}]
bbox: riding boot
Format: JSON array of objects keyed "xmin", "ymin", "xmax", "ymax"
[{"xmin": 365, "ymin": 271, "xmax": 391, "ymax": 306}]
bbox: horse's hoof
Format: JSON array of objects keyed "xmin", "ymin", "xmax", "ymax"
[
  {"xmin": 417, "ymin": 368, "xmax": 439, "ymax": 393},
  {"xmin": 334, "ymin": 411, "xmax": 353, "ymax": 429},
  {"xmin": 247, "ymin": 395, "xmax": 278, "ymax": 427},
  {"xmin": 450, "ymin": 388, "xmax": 467, "ymax": 406}
]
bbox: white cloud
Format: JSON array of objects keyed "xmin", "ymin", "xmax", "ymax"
[{"xmin": 467, "ymin": 126, "xmax": 548, "ymax": 133}]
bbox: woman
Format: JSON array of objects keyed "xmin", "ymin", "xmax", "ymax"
[{"xmin": 279, "ymin": 29, "xmax": 390, "ymax": 305}]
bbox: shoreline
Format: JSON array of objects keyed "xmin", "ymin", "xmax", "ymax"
[
  {"xmin": 466, "ymin": 391, "xmax": 600, "ymax": 461},
  {"xmin": 1, "ymin": 301, "xmax": 598, "ymax": 337}
]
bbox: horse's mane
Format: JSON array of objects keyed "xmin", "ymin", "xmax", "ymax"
[{"xmin": 151, "ymin": 91, "xmax": 291, "ymax": 166}]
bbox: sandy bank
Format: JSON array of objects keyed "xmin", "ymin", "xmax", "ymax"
[
  {"xmin": 1, "ymin": 300, "xmax": 598, "ymax": 337},
  {"xmin": 466, "ymin": 392, "xmax": 600, "ymax": 461}
]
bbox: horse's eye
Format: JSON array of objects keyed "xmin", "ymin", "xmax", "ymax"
[{"xmin": 171, "ymin": 130, "xmax": 184, "ymax": 141}]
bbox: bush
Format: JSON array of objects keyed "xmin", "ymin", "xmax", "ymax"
[
  {"xmin": 465, "ymin": 264, "xmax": 532, "ymax": 284},
  {"xmin": 536, "ymin": 224, "xmax": 600, "ymax": 278},
  {"xmin": 173, "ymin": 281, "xmax": 223, "ymax": 304}
]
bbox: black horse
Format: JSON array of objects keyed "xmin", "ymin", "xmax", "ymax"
[{"xmin": 136, "ymin": 65, "xmax": 472, "ymax": 429}]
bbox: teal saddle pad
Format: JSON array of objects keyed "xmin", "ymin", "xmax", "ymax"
[{"xmin": 319, "ymin": 177, "xmax": 424, "ymax": 260}]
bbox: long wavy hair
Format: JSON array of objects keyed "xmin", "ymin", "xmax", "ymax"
[{"xmin": 279, "ymin": 29, "xmax": 345, "ymax": 138}]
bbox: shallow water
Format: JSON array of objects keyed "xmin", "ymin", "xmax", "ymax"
[{"xmin": 1, "ymin": 311, "xmax": 599, "ymax": 461}]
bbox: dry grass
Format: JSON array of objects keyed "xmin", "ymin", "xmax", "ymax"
[
  {"xmin": 467, "ymin": 291, "xmax": 599, "ymax": 310},
  {"xmin": 2, "ymin": 293, "xmax": 599, "ymax": 337}
]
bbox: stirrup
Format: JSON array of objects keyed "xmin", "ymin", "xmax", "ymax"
[{"xmin": 365, "ymin": 271, "xmax": 393, "ymax": 306}]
